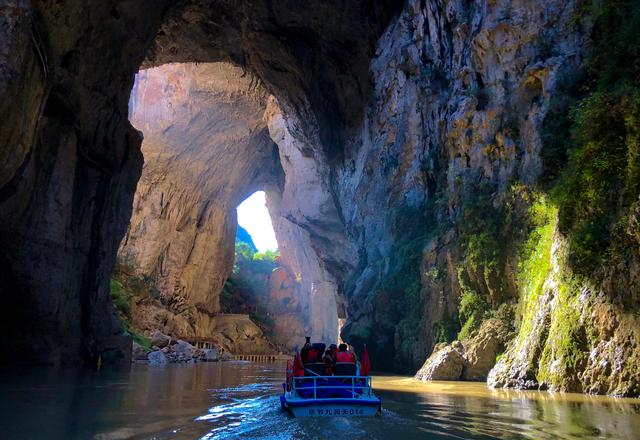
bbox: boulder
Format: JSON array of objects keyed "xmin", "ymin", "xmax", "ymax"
[
  {"xmin": 415, "ymin": 341, "xmax": 467, "ymax": 381},
  {"xmin": 148, "ymin": 350, "xmax": 168, "ymax": 365},
  {"xmin": 172, "ymin": 340, "xmax": 197, "ymax": 360},
  {"xmin": 131, "ymin": 341, "xmax": 148, "ymax": 362},
  {"xmin": 201, "ymin": 348, "xmax": 219, "ymax": 362},
  {"xmin": 150, "ymin": 330, "xmax": 171, "ymax": 349},
  {"xmin": 417, "ymin": 319, "xmax": 512, "ymax": 382}
]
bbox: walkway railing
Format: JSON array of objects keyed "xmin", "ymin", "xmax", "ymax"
[{"xmin": 233, "ymin": 354, "xmax": 290, "ymax": 362}]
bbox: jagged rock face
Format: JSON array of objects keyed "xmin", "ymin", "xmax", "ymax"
[
  {"xmin": 120, "ymin": 63, "xmax": 339, "ymax": 348},
  {"xmin": 1, "ymin": 0, "xmax": 637, "ymax": 399},
  {"xmin": 0, "ymin": 0, "xmax": 400, "ymax": 364},
  {"xmin": 264, "ymin": 97, "xmax": 354, "ymax": 344},
  {"xmin": 488, "ymin": 225, "xmax": 640, "ymax": 397},
  {"xmin": 120, "ymin": 62, "xmax": 282, "ymax": 337},
  {"xmin": 263, "ymin": 0, "xmax": 586, "ymax": 371},
  {"xmin": 266, "ymin": 267, "xmax": 307, "ymax": 349}
]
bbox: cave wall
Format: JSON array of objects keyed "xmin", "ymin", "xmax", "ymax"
[
  {"xmin": 252, "ymin": 0, "xmax": 639, "ymax": 396},
  {"xmin": 0, "ymin": 0, "xmax": 401, "ymax": 364},
  {"xmin": 0, "ymin": 0, "xmax": 173, "ymax": 365},
  {"xmin": 119, "ymin": 62, "xmax": 283, "ymax": 338},
  {"xmin": 264, "ymin": 96, "xmax": 354, "ymax": 344},
  {"xmin": 337, "ymin": 0, "xmax": 588, "ymax": 370},
  {"xmin": 259, "ymin": 0, "xmax": 587, "ymax": 371},
  {"xmin": 119, "ymin": 62, "xmax": 341, "ymax": 350}
]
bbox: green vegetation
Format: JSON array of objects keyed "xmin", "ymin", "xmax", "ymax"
[
  {"xmin": 433, "ymin": 314, "xmax": 458, "ymax": 344},
  {"xmin": 221, "ymin": 242, "xmax": 280, "ymax": 334},
  {"xmin": 109, "ymin": 278, "xmax": 130, "ymax": 316},
  {"xmin": 367, "ymin": 204, "xmax": 435, "ymax": 370},
  {"xmin": 109, "ymin": 271, "xmax": 152, "ymax": 351},
  {"xmin": 384, "ymin": 222, "xmax": 427, "ymax": 366},
  {"xmin": 456, "ymin": 278, "xmax": 489, "ymax": 340},
  {"xmin": 514, "ymin": 196, "xmax": 557, "ymax": 347},
  {"xmin": 537, "ymin": 280, "xmax": 587, "ymax": 387},
  {"xmin": 454, "ymin": 186, "xmax": 529, "ymax": 338},
  {"xmin": 543, "ymin": 0, "xmax": 640, "ymax": 280}
]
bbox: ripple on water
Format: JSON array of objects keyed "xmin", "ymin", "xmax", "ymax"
[
  {"xmin": 1, "ymin": 363, "xmax": 639, "ymax": 440},
  {"xmin": 191, "ymin": 370, "xmax": 640, "ymax": 440}
]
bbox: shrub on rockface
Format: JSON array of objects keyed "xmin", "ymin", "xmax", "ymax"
[
  {"xmin": 386, "ymin": 233, "xmax": 427, "ymax": 370},
  {"xmin": 492, "ymin": 1, "xmax": 640, "ymax": 393},
  {"xmin": 355, "ymin": 204, "xmax": 434, "ymax": 372},
  {"xmin": 109, "ymin": 271, "xmax": 153, "ymax": 351},
  {"xmin": 543, "ymin": 0, "xmax": 640, "ymax": 284},
  {"xmin": 454, "ymin": 186, "xmax": 531, "ymax": 339}
]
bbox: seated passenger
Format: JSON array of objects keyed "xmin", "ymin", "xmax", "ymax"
[
  {"xmin": 300, "ymin": 336, "xmax": 315, "ymax": 364},
  {"xmin": 335, "ymin": 343, "xmax": 356, "ymax": 363},
  {"xmin": 304, "ymin": 346, "xmax": 318, "ymax": 365},
  {"xmin": 323, "ymin": 349, "xmax": 334, "ymax": 375},
  {"xmin": 328, "ymin": 343, "xmax": 338, "ymax": 359}
]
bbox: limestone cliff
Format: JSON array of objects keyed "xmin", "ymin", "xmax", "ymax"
[
  {"xmin": 119, "ymin": 62, "xmax": 282, "ymax": 340},
  {"xmin": 258, "ymin": 0, "xmax": 640, "ymax": 397},
  {"xmin": 0, "ymin": 0, "xmax": 399, "ymax": 365},
  {"xmin": 0, "ymin": 0, "xmax": 638, "ymax": 398}
]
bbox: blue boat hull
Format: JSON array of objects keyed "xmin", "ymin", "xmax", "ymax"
[{"xmin": 281, "ymin": 395, "xmax": 381, "ymax": 417}]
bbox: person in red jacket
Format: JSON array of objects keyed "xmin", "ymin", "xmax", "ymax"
[{"xmin": 335, "ymin": 343, "xmax": 356, "ymax": 363}]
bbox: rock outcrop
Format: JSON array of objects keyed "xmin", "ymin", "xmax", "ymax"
[
  {"xmin": 415, "ymin": 342, "xmax": 467, "ymax": 381},
  {"xmin": 416, "ymin": 319, "xmax": 511, "ymax": 382},
  {"xmin": 488, "ymin": 226, "xmax": 640, "ymax": 397}
]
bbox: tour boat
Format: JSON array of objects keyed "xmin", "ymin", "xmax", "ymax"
[
  {"xmin": 280, "ymin": 374, "xmax": 382, "ymax": 417},
  {"xmin": 280, "ymin": 345, "xmax": 381, "ymax": 417}
]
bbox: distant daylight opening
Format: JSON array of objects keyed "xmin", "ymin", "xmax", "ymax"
[{"xmin": 236, "ymin": 191, "xmax": 278, "ymax": 253}]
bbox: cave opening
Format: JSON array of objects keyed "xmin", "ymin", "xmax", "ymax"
[{"xmin": 236, "ymin": 191, "xmax": 278, "ymax": 254}]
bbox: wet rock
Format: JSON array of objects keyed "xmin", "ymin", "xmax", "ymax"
[
  {"xmin": 415, "ymin": 342, "xmax": 467, "ymax": 381},
  {"xmin": 132, "ymin": 342, "xmax": 149, "ymax": 362},
  {"xmin": 201, "ymin": 348, "xmax": 219, "ymax": 362},
  {"xmin": 209, "ymin": 314, "xmax": 275, "ymax": 355},
  {"xmin": 417, "ymin": 319, "xmax": 511, "ymax": 382},
  {"xmin": 173, "ymin": 340, "xmax": 197, "ymax": 358},
  {"xmin": 148, "ymin": 350, "xmax": 168, "ymax": 365},
  {"xmin": 150, "ymin": 331, "xmax": 171, "ymax": 349}
]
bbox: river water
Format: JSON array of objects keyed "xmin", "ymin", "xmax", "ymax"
[{"xmin": 1, "ymin": 362, "xmax": 639, "ymax": 440}]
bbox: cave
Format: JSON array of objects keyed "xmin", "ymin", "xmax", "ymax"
[{"xmin": 1, "ymin": 0, "xmax": 639, "ymax": 402}]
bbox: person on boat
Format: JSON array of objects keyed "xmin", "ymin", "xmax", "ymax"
[
  {"xmin": 335, "ymin": 343, "xmax": 357, "ymax": 363},
  {"xmin": 328, "ymin": 344, "xmax": 338, "ymax": 360},
  {"xmin": 323, "ymin": 349, "xmax": 335, "ymax": 375},
  {"xmin": 301, "ymin": 337, "xmax": 319, "ymax": 364}
]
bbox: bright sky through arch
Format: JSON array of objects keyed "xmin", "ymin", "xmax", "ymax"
[{"xmin": 236, "ymin": 191, "xmax": 278, "ymax": 252}]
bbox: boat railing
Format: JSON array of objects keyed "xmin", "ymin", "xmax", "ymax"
[{"xmin": 291, "ymin": 375, "xmax": 373, "ymax": 399}]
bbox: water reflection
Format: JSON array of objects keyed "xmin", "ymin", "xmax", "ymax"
[{"xmin": 0, "ymin": 363, "xmax": 638, "ymax": 440}]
